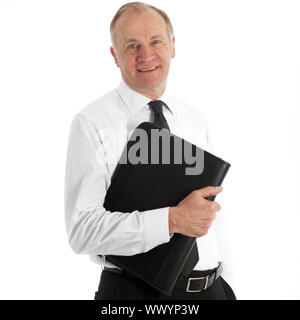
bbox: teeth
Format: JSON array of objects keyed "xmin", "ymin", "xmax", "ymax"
[{"xmin": 139, "ymin": 66, "xmax": 156, "ymax": 72}]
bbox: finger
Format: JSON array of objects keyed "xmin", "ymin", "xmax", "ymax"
[
  {"xmin": 205, "ymin": 201, "xmax": 221, "ymax": 213},
  {"xmin": 212, "ymin": 201, "xmax": 221, "ymax": 212},
  {"xmin": 196, "ymin": 186, "xmax": 223, "ymax": 198}
]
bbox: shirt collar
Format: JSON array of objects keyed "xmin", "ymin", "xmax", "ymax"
[{"xmin": 116, "ymin": 79, "xmax": 174, "ymax": 116}]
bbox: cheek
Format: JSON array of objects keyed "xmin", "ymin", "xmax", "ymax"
[
  {"xmin": 124, "ymin": 56, "xmax": 137, "ymax": 73},
  {"xmin": 159, "ymin": 58, "xmax": 171, "ymax": 73},
  {"xmin": 159, "ymin": 51, "xmax": 172, "ymax": 65},
  {"xmin": 118, "ymin": 55, "xmax": 135, "ymax": 73}
]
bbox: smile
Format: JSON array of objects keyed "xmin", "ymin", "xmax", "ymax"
[{"xmin": 137, "ymin": 66, "xmax": 158, "ymax": 72}]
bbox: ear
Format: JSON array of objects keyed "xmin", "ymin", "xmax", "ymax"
[
  {"xmin": 171, "ymin": 35, "xmax": 175, "ymax": 59},
  {"xmin": 110, "ymin": 46, "xmax": 120, "ymax": 68}
]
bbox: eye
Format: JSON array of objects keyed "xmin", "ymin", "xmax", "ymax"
[
  {"xmin": 153, "ymin": 39, "xmax": 161, "ymax": 45},
  {"xmin": 128, "ymin": 44, "xmax": 138, "ymax": 50}
]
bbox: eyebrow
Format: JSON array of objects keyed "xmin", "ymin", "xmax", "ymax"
[
  {"xmin": 125, "ymin": 35, "xmax": 164, "ymax": 44},
  {"xmin": 150, "ymin": 34, "xmax": 164, "ymax": 39},
  {"xmin": 125, "ymin": 38, "xmax": 139, "ymax": 44}
]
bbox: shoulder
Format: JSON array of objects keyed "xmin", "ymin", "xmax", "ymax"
[
  {"xmin": 69, "ymin": 87, "xmax": 126, "ymax": 138},
  {"xmin": 166, "ymin": 93, "xmax": 210, "ymax": 144},
  {"xmin": 167, "ymin": 93, "xmax": 209, "ymax": 126},
  {"xmin": 68, "ymin": 88, "xmax": 121, "ymax": 141},
  {"xmin": 78, "ymin": 88, "xmax": 119, "ymax": 125}
]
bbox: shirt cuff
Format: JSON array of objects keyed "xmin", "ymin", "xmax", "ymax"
[{"xmin": 143, "ymin": 206, "xmax": 171, "ymax": 251}]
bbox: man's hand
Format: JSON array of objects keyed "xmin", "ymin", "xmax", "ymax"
[{"xmin": 168, "ymin": 186, "xmax": 223, "ymax": 237}]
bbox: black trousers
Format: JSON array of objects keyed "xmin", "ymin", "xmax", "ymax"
[{"xmin": 94, "ymin": 268, "xmax": 236, "ymax": 300}]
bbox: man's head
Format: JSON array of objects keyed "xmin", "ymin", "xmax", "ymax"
[{"xmin": 110, "ymin": 2, "xmax": 175, "ymax": 99}]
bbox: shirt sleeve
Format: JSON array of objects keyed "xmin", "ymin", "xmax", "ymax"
[{"xmin": 64, "ymin": 113, "xmax": 171, "ymax": 256}]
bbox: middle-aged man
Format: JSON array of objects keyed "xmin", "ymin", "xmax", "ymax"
[{"xmin": 65, "ymin": 2, "xmax": 236, "ymax": 300}]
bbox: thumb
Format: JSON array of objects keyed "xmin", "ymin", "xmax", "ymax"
[{"xmin": 196, "ymin": 186, "xmax": 223, "ymax": 198}]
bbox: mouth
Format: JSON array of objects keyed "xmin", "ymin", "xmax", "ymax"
[{"xmin": 137, "ymin": 66, "xmax": 158, "ymax": 72}]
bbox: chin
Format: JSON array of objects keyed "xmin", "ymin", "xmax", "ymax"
[{"xmin": 139, "ymin": 77, "xmax": 166, "ymax": 89}]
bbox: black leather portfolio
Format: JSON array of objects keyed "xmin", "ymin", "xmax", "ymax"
[{"xmin": 100, "ymin": 122, "xmax": 231, "ymax": 296}]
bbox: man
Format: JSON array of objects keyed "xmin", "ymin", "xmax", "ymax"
[{"xmin": 64, "ymin": 2, "xmax": 236, "ymax": 300}]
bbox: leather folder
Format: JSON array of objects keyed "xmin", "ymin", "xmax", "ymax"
[{"xmin": 99, "ymin": 122, "xmax": 231, "ymax": 296}]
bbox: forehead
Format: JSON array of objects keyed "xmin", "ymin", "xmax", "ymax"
[{"xmin": 114, "ymin": 8, "xmax": 169, "ymax": 42}]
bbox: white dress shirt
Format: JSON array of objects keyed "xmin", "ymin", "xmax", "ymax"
[{"xmin": 64, "ymin": 79, "xmax": 233, "ymax": 284}]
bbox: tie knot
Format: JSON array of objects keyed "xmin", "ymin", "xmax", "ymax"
[
  {"xmin": 148, "ymin": 100, "xmax": 170, "ymax": 131},
  {"xmin": 148, "ymin": 100, "xmax": 163, "ymax": 115}
]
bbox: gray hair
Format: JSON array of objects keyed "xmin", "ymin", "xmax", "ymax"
[{"xmin": 110, "ymin": 2, "xmax": 174, "ymax": 48}]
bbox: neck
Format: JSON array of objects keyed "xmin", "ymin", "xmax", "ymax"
[{"xmin": 124, "ymin": 80, "xmax": 167, "ymax": 100}]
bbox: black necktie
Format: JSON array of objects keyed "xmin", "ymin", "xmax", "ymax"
[
  {"xmin": 148, "ymin": 100, "xmax": 170, "ymax": 131},
  {"xmin": 148, "ymin": 100, "xmax": 199, "ymax": 277}
]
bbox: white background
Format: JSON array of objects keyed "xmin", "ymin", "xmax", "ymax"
[{"xmin": 0, "ymin": 0, "xmax": 299, "ymax": 300}]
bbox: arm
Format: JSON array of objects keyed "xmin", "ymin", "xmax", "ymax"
[{"xmin": 64, "ymin": 113, "xmax": 171, "ymax": 256}]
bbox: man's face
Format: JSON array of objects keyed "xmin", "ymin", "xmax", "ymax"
[{"xmin": 110, "ymin": 8, "xmax": 175, "ymax": 99}]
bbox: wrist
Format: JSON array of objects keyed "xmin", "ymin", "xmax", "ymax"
[{"xmin": 168, "ymin": 206, "xmax": 179, "ymax": 234}]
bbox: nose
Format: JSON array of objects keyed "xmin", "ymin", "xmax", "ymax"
[{"xmin": 137, "ymin": 45, "xmax": 155, "ymax": 63}]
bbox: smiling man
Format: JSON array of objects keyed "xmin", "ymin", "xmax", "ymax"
[
  {"xmin": 64, "ymin": 2, "xmax": 236, "ymax": 300},
  {"xmin": 110, "ymin": 6, "xmax": 175, "ymax": 99}
]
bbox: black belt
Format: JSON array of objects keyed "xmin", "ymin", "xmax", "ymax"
[
  {"xmin": 103, "ymin": 261, "xmax": 223, "ymax": 293},
  {"xmin": 175, "ymin": 262, "xmax": 223, "ymax": 292}
]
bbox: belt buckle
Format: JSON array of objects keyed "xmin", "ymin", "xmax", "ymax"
[{"xmin": 186, "ymin": 275, "xmax": 209, "ymax": 292}]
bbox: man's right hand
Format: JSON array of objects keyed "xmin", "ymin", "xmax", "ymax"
[{"xmin": 168, "ymin": 186, "xmax": 223, "ymax": 237}]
